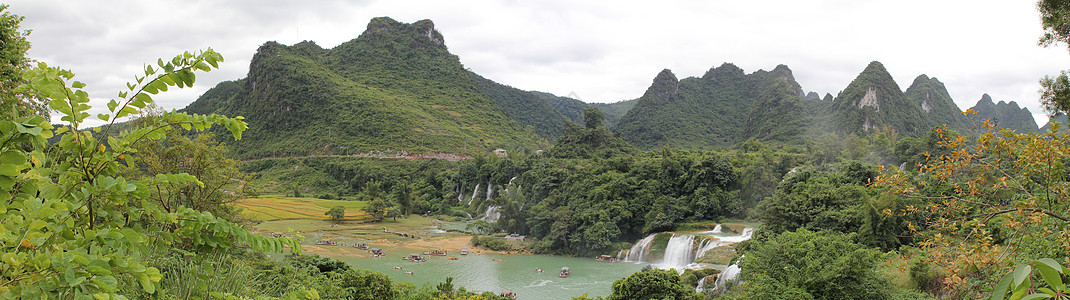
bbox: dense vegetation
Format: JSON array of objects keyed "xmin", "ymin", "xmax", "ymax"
[
  {"xmin": 904, "ymin": 75, "xmax": 971, "ymax": 134},
  {"xmin": 469, "ymin": 72, "xmax": 573, "ymax": 138},
  {"xmin": 829, "ymin": 61, "xmax": 930, "ymax": 137}
]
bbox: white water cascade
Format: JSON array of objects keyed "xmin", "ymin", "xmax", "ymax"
[
  {"xmin": 658, "ymin": 234, "xmax": 697, "ymax": 270},
  {"xmin": 695, "ymin": 277, "xmax": 708, "ymax": 292},
  {"xmin": 481, "ymin": 205, "xmax": 501, "ymax": 222},
  {"xmin": 486, "ymin": 183, "xmax": 494, "ymax": 200},
  {"xmin": 624, "ymin": 234, "xmax": 656, "ymax": 262},
  {"xmin": 712, "ymin": 262, "xmax": 742, "ymax": 291},
  {"xmin": 706, "ymin": 224, "xmax": 722, "ymax": 234},
  {"xmin": 466, "ymin": 183, "xmax": 480, "ymax": 206}
]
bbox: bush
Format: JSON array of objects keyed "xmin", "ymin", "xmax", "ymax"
[{"xmin": 470, "ymin": 236, "xmax": 513, "ymax": 251}]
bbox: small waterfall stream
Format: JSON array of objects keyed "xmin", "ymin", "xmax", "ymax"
[
  {"xmin": 467, "ymin": 183, "xmax": 480, "ymax": 206},
  {"xmin": 481, "ymin": 205, "xmax": 501, "ymax": 222},
  {"xmin": 658, "ymin": 234, "xmax": 696, "ymax": 270},
  {"xmin": 712, "ymin": 263, "xmax": 742, "ymax": 291},
  {"xmin": 624, "ymin": 234, "xmax": 656, "ymax": 262}
]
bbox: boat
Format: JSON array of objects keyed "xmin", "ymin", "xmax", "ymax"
[
  {"xmin": 559, "ymin": 267, "xmax": 570, "ymax": 278},
  {"xmin": 595, "ymin": 255, "xmax": 620, "ymax": 263},
  {"xmin": 369, "ymin": 248, "xmax": 384, "ymax": 257},
  {"xmin": 460, "ymin": 246, "xmax": 469, "ymax": 255},
  {"xmin": 499, "ymin": 290, "xmax": 517, "ymax": 299},
  {"xmin": 402, "ymin": 254, "xmax": 426, "ymax": 262},
  {"xmin": 353, "ymin": 242, "xmax": 368, "ymax": 250},
  {"xmin": 422, "ymin": 249, "xmax": 447, "ymax": 256},
  {"xmin": 315, "ymin": 239, "xmax": 337, "ymax": 246}
]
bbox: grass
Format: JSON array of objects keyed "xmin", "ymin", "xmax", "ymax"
[{"xmin": 233, "ymin": 195, "xmax": 368, "ymax": 221}]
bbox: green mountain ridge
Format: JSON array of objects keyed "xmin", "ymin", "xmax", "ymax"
[
  {"xmin": 829, "ymin": 61, "xmax": 930, "ymax": 136},
  {"xmin": 904, "ymin": 74, "xmax": 970, "ymax": 134},
  {"xmin": 612, "ymin": 63, "xmax": 819, "ymax": 149},
  {"xmin": 967, "ymin": 93, "xmax": 1039, "ymax": 133},
  {"xmin": 183, "ymin": 17, "xmax": 546, "ymax": 159}
]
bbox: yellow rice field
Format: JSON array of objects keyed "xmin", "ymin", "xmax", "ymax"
[{"xmin": 234, "ymin": 196, "xmax": 368, "ymax": 221}]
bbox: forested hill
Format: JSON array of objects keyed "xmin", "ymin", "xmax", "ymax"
[
  {"xmin": 613, "ymin": 63, "xmax": 819, "ymax": 149},
  {"xmin": 829, "ymin": 61, "xmax": 930, "ymax": 136},
  {"xmin": 967, "ymin": 93, "xmax": 1039, "ymax": 133},
  {"xmin": 904, "ymin": 75, "xmax": 970, "ymax": 134},
  {"xmin": 183, "ymin": 17, "xmax": 545, "ymax": 159}
]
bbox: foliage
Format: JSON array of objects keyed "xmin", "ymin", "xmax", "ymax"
[
  {"xmin": 607, "ymin": 268, "xmax": 699, "ymax": 300},
  {"xmin": 990, "ymin": 258, "xmax": 1070, "ymax": 300},
  {"xmin": 550, "ymin": 121, "xmax": 635, "ymax": 159},
  {"xmin": 735, "ymin": 229, "xmax": 893, "ymax": 299},
  {"xmin": 875, "ymin": 122, "xmax": 1070, "ymax": 294},
  {"xmin": 470, "ymin": 236, "xmax": 513, "ymax": 251},
  {"xmin": 1040, "ymin": 0, "xmax": 1070, "ymax": 117},
  {"xmin": 589, "ymin": 99, "xmax": 637, "ymax": 128},
  {"xmin": 584, "ymin": 107, "xmax": 604, "ymax": 129},
  {"xmin": 125, "ymin": 127, "xmax": 251, "ymax": 222},
  {"xmin": 0, "ymin": 50, "xmax": 299, "ymax": 297},
  {"xmin": 325, "ymin": 206, "xmax": 345, "ymax": 222},
  {"xmin": 0, "ymin": 5, "xmax": 44, "ymax": 120},
  {"xmin": 470, "ymin": 72, "xmax": 571, "ymax": 138}
]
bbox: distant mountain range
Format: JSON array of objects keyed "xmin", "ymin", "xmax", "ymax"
[{"xmin": 184, "ymin": 17, "xmax": 1050, "ymax": 156}]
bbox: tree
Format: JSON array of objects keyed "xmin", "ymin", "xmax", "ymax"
[
  {"xmin": 608, "ymin": 267, "xmax": 699, "ymax": 300},
  {"xmin": 736, "ymin": 229, "xmax": 892, "ymax": 299},
  {"xmin": 584, "ymin": 106, "xmax": 604, "ymax": 129},
  {"xmin": 875, "ymin": 123, "xmax": 1070, "ymax": 292},
  {"xmin": 126, "ymin": 125, "xmax": 251, "ymax": 222},
  {"xmin": 326, "ymin": 206, "xmax": 346, "ymax": 223},
  {"xmin": 0, "ymin": 5, "xmax": 45, "ymax": 120},
  {"xmin": 1038, "ymin": 0, "xmax": 1070, "ymax": 116},
  {"xmin": 0, "ymin": 49, "xmax": 299, "ymax": 297}
]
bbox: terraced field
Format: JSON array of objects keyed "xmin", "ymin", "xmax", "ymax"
[{"xmin": 234, "ymin": 196, "xmax": 368, "ymax": 221}]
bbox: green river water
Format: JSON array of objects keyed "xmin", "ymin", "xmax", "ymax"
[{"xmin": 332, "ymin": 252, "xmax": 649, "ymax": 299}]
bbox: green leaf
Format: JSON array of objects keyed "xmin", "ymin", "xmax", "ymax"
[
  {"xmin": 107, "ymin": 99, "xmax": 119, "ymax": 112},
  {"xmin": 139, "ymin": 273, "xmax": 155, "ymax": 294},
  {"xmin": 1019, "ymin": 294, "xmax": 1052, "ymax": 300},
  {"xmin": 28, "ymin": 220, "xmax": 47, "ymax": 231},
  {"xmin": 1013, "ymin": 264, "xmax": 1032, "ymax": 289},
  {"xmin": 115, "ymin": 106, "xmax": 138, "ymax": 119},
  {"xmin": 97, "ymin": 114, "xmax": 110, "ymax": 121},
  {"xmin": 72, "ymin": 81, "xmax": 86, "ymax": 88},
  {"xmin": 1033, "ymin": 259, "xmax": 1065, "ymax": 291}
]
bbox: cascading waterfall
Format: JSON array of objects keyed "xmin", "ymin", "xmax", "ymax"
[
  {"xmin": 486, "ymin": 183, "xmax": 494, "ymax": 200},
  {"xmin": 708, "ymin": 224, "xmax": 722, "ymax": 233},
  {"xmin": 481, "ymin": 205, "xmax": 501, "ymax": 222},
  {"xmin": 467, "ymin": 183, "xmax": 480, "ymax": 206},
  {"xmin": 695, "ymin": 238, "xmax": 724, "ymax": 259},
  {"xmin": 658, "ymin": 234, "xmax": 696, "ymax": 270},
  {"xmin": 621, "ymin": 225, "xmax": 757, "ymax": 268},
  {"xmin": 695, "ymin": 277, "xmax": 708, "ymax": 292},
  {"xmin": 713, "ymin": 262, "xmax": 742, "ymax": 291},
  {"xmin": 624, "ymin": 234, "xmax": 657, "ymax": 262}
]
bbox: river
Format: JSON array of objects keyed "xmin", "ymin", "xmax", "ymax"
[{"xmin": 332, "ymin": 252, "xmax": 649, "ymax": 299}]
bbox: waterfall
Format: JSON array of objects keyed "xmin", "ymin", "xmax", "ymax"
[
  {"xmin": 658, "ymin": 234, "xmax": 696, "ymax": 270},
  {"xmin": 616, "ymin": 249, "xmax": 625, "ymax": 260},
  {"xmin": 481, "ymin": 205, "xmax": 501, "ymax": 222},
  {"xmin": 467, "ymin": 183, "xmax": 480, "ymax": 206},
  {"xmin": 703, "ymin": 224, "xmax": 722, "ymax": 234},
  {"xmin": 695, "ymin": 276, "xmax": 708, "ymax": 292},
  {"xmin": 695, "ymin": 238, "xmax": 724, "ymax": 259},
  {"xmin": 486, "ymin": 183, "xmax": 494, "ymax": 200},
  {"xmin": 624, "ymin": 234, "xmax": 657, "ymax": 262},
  {"xmin": 457, "ymin": 185, "xmax": 464, "ymax": 202},
  {"xmin": 712, "ymin": 263, "xmax": 741, "ymax": 291}
]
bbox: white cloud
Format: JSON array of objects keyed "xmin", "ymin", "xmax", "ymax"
[{"xmin": 6, "ymin": 0, "xmax": 1068, "ymax": 127}]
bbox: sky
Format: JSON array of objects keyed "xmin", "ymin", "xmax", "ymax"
[{"xmin": 7, "ymin": 0, "xmax": 1070, "ymax": 127}]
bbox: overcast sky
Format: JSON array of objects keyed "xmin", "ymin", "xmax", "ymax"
[{"xmin": 7, "ymin": 0, "xmax": 1069, "ymax": 127}]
